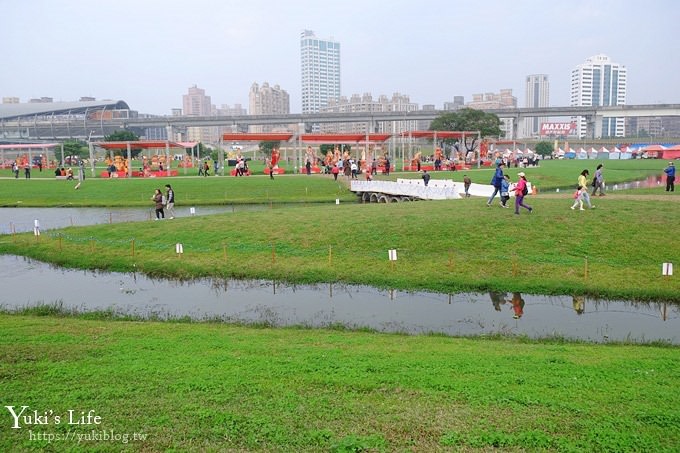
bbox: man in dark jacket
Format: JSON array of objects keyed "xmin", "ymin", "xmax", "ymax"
[{"xmin": 486, "ymin": 163, "xmax": 505, "ymax": 206}]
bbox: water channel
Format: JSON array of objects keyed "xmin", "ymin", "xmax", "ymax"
[{"xmin": 1, "ymin": 206, "xmax": 678, "ymax": 344}]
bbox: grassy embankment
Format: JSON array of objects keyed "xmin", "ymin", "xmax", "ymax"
[
  {"xmin": 0, "ymin": 159, "xmax": 677, "ymax": 300},
  {"xmin": 1, "ymin": 159, "xmax": 678, "ymax": 451},
  {"xmin": 1, "ymin": 315, "xmax": 678, "ymax": 451},
  {"xmin": 0, "ymin": 158, "xmax": 668, "ymax": 205}
]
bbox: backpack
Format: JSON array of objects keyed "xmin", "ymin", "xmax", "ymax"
[{"xmin": 522, "ymin": 184, "xmax": 529, "ymax": 196}]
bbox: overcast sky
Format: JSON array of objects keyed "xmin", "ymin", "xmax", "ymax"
[{"xmin": 2, "ymin": 0, "xmax": 678, "ymax": 115}]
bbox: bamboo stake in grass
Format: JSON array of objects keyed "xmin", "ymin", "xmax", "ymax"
[
  {"xmin": 329, "ymin": 245, "xmax": 332, "ymax": 266},
  {"xmin": 271, "ymin": 244, "xmax": 276, "ymax": 264},
  {"xmin": 131, "ymin": 239, "xmax": 135, "ymax": 257},
  {"xmin": 223, "ymin": 244, "xmax": 228, "ymax": 262},
  {"xmin": 584, "ymin": 255, "xmax": 589, "ymax": 281}
]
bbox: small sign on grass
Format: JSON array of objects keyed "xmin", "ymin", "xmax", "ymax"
[{"xmin": 662, "ymin": 262, "xmax": 673, "ymax": 276}]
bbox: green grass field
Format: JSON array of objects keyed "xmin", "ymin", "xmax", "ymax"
[
  {"xmin": 1, "ymin": 158, "xmax": 677, "ymax": 300},
  {"xmin": 1, "ymin": 315, "xmax": 678, "ymax": 452},
  {"xmin": 1, "ymin": 158, "xmax": 678, "ymax": 451},
  {"xmin": 0, "ymin": 158, "xmax": 668, "ymax": 206}
]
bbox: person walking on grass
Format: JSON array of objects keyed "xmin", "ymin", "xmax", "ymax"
[
  {"xmin": 487, "ymin": 162, "xmax": 505, "ymax": 206},
  {"xmin": 165, "ymin": 184, "xmax": 175, "ymax": 219},
  {"xmin": 151, "ymin": 188, "xmax": 165, "ymax": 220},
  {"xmin": 463, "ymin": 174, "xmax": 471, "ymax": 198},
  {"xmin": 513, "ymin": 172, "xmax": 532, "ymax": 215},
  {"xmin": 500, "ymin": 174, "xmax": 510, "ymax": 208},
  {"xmin": 592, "ymin": 163, "xmax": 605, "ymax": 196},
  {"xmin": 577, "ymin": 169, "xmax": 595, "ymax": 209},
  {"xmin": 664, "ymin": 161, "xmax": 675, "ymax": 192},
  {"xmin": 571, "ymin": 186, "xmax": 585, "ymax": 211},
  {"xmin": 422, "ymin": 170, "xmax": 431, "ymax": 186}
]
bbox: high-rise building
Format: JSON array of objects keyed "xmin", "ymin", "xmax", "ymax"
[
  {"xmin": 467, "ymin": 89, "xmax": 517, "ymax": 138},
  {"xmin": 182, "ymin": 85, "xmax": 217, "ymax": 144},
  {"xmin": 570, "ymin": 54, "xmax": 627, "ymax": 138},
  {"xmin": 443, "ymin": 96, "xmax": 465, "ymax": 111},
  {"xmin": 320, "ymin": 92, "xmax": 418, "ymax": 134},
  {"xmin": 300, "ymin": 30, "xmax": 341, "ymax": 114},
  {"xmin": 249, "ymin": 82, "xmax": 290, "ymax": 133},
  {"xmin": 523, "ymin": 74, "xmax": 549, "ymax": 137}
]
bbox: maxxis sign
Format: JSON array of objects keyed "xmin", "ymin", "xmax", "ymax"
[{"xmin": 540, "ymin": 122, "xmax": 576, "ymax": 136}]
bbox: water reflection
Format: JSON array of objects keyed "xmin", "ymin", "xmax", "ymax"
[
  {"xmin": 573, "ymin": 295, "xmax": 585, "ymax": 315},
  {"xmin": 0, "ymin": 205, "xmax": 261, "ymax": 234},
  {"xmin": 0, "ymin": 255, "xmax": 677, "ymax": 344}
]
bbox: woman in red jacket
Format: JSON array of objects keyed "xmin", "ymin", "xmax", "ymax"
[{"xmin": 514, "ymin": 172, "xmax": 533, "ymax": 215}]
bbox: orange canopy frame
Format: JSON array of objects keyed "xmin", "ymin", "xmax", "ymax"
[
  {"xmin": 398, "ymin": 131, "xmax": 479, "ymax": 139},
  {"xmin": 221, "ymin": 133, "xmax": 392, "ymax": 144},
  {"xmin": 222, "ymin": 133, "xmax": 295, "ymax": 142},
  {"xmin": 300, "ymin": 133, "xmax": 392, "ymax": 144},
  {"xmin": 93, "ymin": 140, "xmax": 186, "ymax": 150}
]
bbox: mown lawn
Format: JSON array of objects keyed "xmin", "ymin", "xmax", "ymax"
[
  {"xmin": 1, "ymin": 315, "xmax": 678, "ymax": 452},
  {"xmin": 1, "ymin": 193, "xmax": 678, "ymax": 301}
]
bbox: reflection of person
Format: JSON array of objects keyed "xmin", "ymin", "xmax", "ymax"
[
  {"xmin": 572, "ymin": 295, "xmax": 585, "ymax": 315},
  {"xmin": 489, "ymin": 291, "xmax": 508, "ymax": 312},
  {"xmin": 152, "ymin": 189, "xmax": 165, "ymax": 220},
  {"xmin": 511, "ymin": 292, "xmax": 525, "ymax": 319},
  {"xmin": 664, "ymin": 161, "xmax": 675, "ymax": 192},
  {"xmin": 463, "ymin": 174, "xmax": 471, "ymax": 197},
  {"xmin": 487, "ymin": 163, "xmax": 505, "ymax": 206},
  {"xmin": 165, "ymin": 184, "xmax": 175, "ymax": 219}
]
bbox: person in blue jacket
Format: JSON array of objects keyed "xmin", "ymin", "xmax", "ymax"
[
  {"xmin": 500, "ymin": 174, "xmax": 511, "ymax": 208},
  {"xmin": 487, "ymin": 162, "xmax": 505, "ymax": 206},
  {"xmin": 664, "ymin": 161, "xmax": 675, "ymax": 192}
]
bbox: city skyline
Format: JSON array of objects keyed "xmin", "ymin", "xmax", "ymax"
[{"xmin": 2, "ymin": 0, "xmax": 679, "ymax": 115}]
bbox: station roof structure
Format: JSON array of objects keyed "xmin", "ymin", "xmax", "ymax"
[
  {"xmin": 0, "ymin": 100, "xmax": 131, "ymax": 121},
  {"xmin": 0, "ymin": 143, "xmax": 58, "ymax": 149}
]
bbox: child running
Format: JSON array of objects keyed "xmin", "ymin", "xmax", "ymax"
[{"xmin": 571, "ymin": 186, "xmax": 585, "ymax": 211}]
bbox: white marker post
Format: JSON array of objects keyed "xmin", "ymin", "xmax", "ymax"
[
  {"xmin": 190, "ymin": 207, "xmax": 196, "ymax": 216},
  {"xmin": 388, "ymin": 249, "xmax": 397, "ymax": 270},
  {"xmin": 336, "ymin": 198, "xmax": 340, "ymax": 205},
  {"xmin": 175, "ymin": 243, "xmax": 184, "ymax": 258},
  {"xmin": 662, "ymin": 262, "xmax": 673, "ymax": 276},
  {"xmin": 33, "ymin": 219, "xmax": 40, "ymax": 237}
]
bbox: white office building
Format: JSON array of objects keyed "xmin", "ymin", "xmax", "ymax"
[
  {"xmin": 570, "ymin": 54, "xmax": 627, "ymax": 138},
  {"xmin": 300, "ymin": 30, "xmax": 341, "ymax": 114}
]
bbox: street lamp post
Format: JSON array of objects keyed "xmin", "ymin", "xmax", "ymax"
[{"xmin": 87, "ymin": 130, "xmax": 96, "ymax": 177}]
